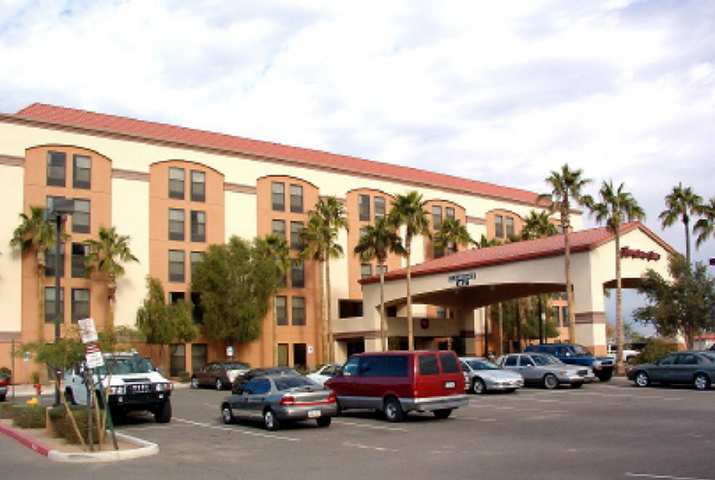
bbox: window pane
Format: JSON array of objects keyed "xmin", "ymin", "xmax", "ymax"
[
  {"xmin": 72, "ymin": 155, "xmax": 91, "ymax": 189},
  {"xmin": 418, "ymin": 354, "xmax": 439, "ymax": 375},
  {"xmin": 47, "ymin": 151, "xmax": 66, "ymax": 186},
  {"xmin": 272, "ymin": 182, "xmax": 285, "ymax": 211},
  {"xmin": 72, "ymin": 199, "xmax": 90, "ymax": 233},
  {"xmin": 290, "ymin": 184, "xmax": 303, "ymax": 213},
  {"xmin": 191, "ymin": 170, "xmax": 205, "ymax": 202},
  {"xmin": 291, "ymin": 259, "xmax": 305, "ymax": 288},
  {"xmin": 495, "ymin": 215, "xmax": 504, "ymax": 238},
  {"xmin": 169, "ymin": 209, "xmax": 185, "ymax": 241},
  {"xmin": 275, "ymin": 296, "xmax": 287, "ymax": 325},
  {"xmin": 169, "ymin": 250, "xmax": 185, "ymax": 282},
  {"xmin": 292, "ymin": 297, "xmax": 305, "ymax": 326},
  {"xmin": 45, "ymin": 242, "xmax": 65, "ymax": 277},
  {"xmin": 374, "ymin": 197, "xmax": 385, "ymax": 220},
  {"xmin": 191, "ymin": 292, "xmax": 204, "ymax": 324},
  {"xmin": 290, "ymin": 221, "xmax": 303, "ymax": 250},
  {"xmin": 277, "ymin": 344, "xmax": 289, "ymax": 366},
  {"xmin": 439, "ymin": 353, "xmax": 459, "ymax": 373},
  {"xmin": 71, "ymin": 288, "xmax": 90, "ymax": 322},
  {"xmin": 191, "ymin": 210, "xmax": 206, "ymax": 242},
  {"xmin": 359, "ymin": 227, "xmax": 368, "ymax": 239},
  {"xmin": 446, "ymin": 207, "xmax": 455, "ymax": 219},
  {"xmin": 191, "ymin": 343, "xmax": 208, "ymax": 371},
  {"xmin": 71, "ymin": 243, "xmax": 87, "ymax": 278},
  {"xmin": 432, "ymin": 206, "xmax": 442, "ymax": 228},
  {"xmin": 506, "ymin": 217, "xmax": 515, "ymax": 238},
  {"xmin": 360, "ymin": 263, "xmax": 372, "ymax": 278},
  {"xmin": 44, "ymin": 287, "xmax": 64, "ymax": 323},
  {"xmin": 272, "ymin": 219, "xmax": 286, "ymax": 239},
  {"xmin": 190, "ymin": 251, "xmax": 204, "ymax": 278},
  {"xmin": 169, "ymin": 167, "xmax": 185, "ymax": 199},
  {"xmin": 358, "ymin": 194, "xmax": 370, "ymax": 221}
]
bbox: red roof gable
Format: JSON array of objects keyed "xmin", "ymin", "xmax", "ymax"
[
  {"xmin": 9, "ymin": 103, "xmax": 541, "ymax": 205},
  {"xmin": 360, "ymin": 222, "xmax": 675, "ymax": 284}
]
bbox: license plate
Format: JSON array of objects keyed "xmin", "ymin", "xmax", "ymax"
[
  {"xmin": 307, "ymin": 410, "xmax": 321, "ymax": 418},
  {"xmin": 445, "ymin": 381, "xmax": 456, "ymax": 389}
]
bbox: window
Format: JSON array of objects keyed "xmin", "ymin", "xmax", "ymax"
[
  {"xmin": 44, "ymin": 287, "xmax": 64, "ymax": 323},
  {"xmin": 275, "ymin": 296, "xmax": 287, "ymax": 325},
  {"xmin": 360, "ymin": 263, "xmax": 373, "ymax": 278},
  {"xmin": 272, "ymin": 182, "xmax": 285, "ymax": 211},
  {"xmin": 169, "ymin": 167, "xmax": 185, "ymax": 199},
  {"xmin": 191, "ymin": 292, "xmax": 204, "ymax": 324},
  {"xmin": 290, "ymin": 221, "xmax": 303, "ymax": 250},
  {"xmin": 191, "ymin": 211, "xmax": 206, "ymax": 242},
  {"xmin": 358, "ymin": 194, "xmax": 370, "ymax": 221},
  {"xmin": 71, "ymin": 243, "xmax": 87, "ymax": 278},
  {"xmin": 495, "ymin": 215, "xmax": 504, "ymax": 238},
  {"xmin": 190, "ymin": 251, "xmax": 204, "ymax": 278},
  {"xmin": 187, "ymin": 170, "xmax": 205, "ymax": 202},
  {"xmin": 343, "ymin": 356, "xmax": 360, "ymax": 376},
  {"xmin": 72, "ymin": 155, "xmax": 91, "ymax": 189},
  {"xmin": 169, "ymin": 250, "xmax": 185, "ymax": 282},
  {"xmin": 378, "ymin": 264, "xmax": 388, "ymax": 274},
  {"xmin": 272, "ymin": 219, "xmax": 286, "ymax": 239},
  {"xmin": 46, "ymin": 151, "xmax": 66, "ymax": 186},
  {"xmin": 418, "ymin": 354, "xmax": 439, "ymax": 375},
  {"xmin": 520, "ymin": 356, "xmax": 535, "ymax": 367},
  {"xmin": 293, "ymin": 344, "xmax": 307, "ymax": 369},
  {"xmin": 290, "ymin": 184, "xmax": 303, "ymax": 213},
  {"xmin": 446, "ymin": 207, "xmax": 455, "ymax": 219},
  {"xmin": 504, "ymin": 356, "xmax": 518, "ymax": 367},
  {"xmin": 562, "ymin": 307, "xmax": 570, "ymax": 326},
  {"xmin": 432, "ymin": 206, "xmax": 443, "ymax": 228},
  {"xmin": 360, "ymin": 355, "xmax": 408, "ymax": 377},
  {"xmin": 292, "ymin": 296, "xmax": 306, "ymax": 326},
  {"xmin": 46, "ymin": 195, "xmax": 64, "ymax": 214},
  {"xmin": 247, "ymin": 379, "xmax": 271, "ymax": 395},
  {"xmin": 72, "ymin": 199, "xmax": 90, "ymax": 233},
  {"xmin": 658, "ymin": 355, "xmax": 676, "ymax": 366},
  {"xmin": 291, "ymin": 260, "xmax": 305, "ymax": 288},
  {"xmin": 439, "ymin": 353, "xmax": 459, "ymax": 373},
  {"xmin": 71, "ymin": 288, "xmax": 90, "ymax": 322},
  {"xmin": 169, "ymin": 292, "xmax": 185, "ymax": 304},
  {"xmin": 169, "ymin": 209, "xmax": 185, "ymax": 241},
  {"xmin": 170, "ymin": 344, "xmax": 185, "ymax": 377},
  {"xmin": 551, "ymin": 306, "xmax": 560, "ymax": 326},
  {"xmin": 191, "ymin": 344, "xmax": 208, "ymax": 372},
  {"xmin": 433, "ymin": 245, "xmax": 445, "ymax": 259},
  {"xmin": 676, "ymin": 354, "xmax": 699, "ymax": 365},
  {"xmin": 374, "ymin": 197, "xmax": 385, "ymax": 220},
  {"xmin": 277, "ymin": 344, "xmax": 289, "ymax": 366},
  {"xmin": 506, "ymin": 217, "xmax": 515, "ymax": 238},
  {"xmin": 45, "ymin": 242, "xmax": 65, "ymax": 277},
  {"xmin": 436, "ymin": 307, "xmax": 446, "ymax": 319},
  {"xmin": 359, "ymin": 227, "xmax": 368, "ymax": 239},
  {"xmin": 338, "ymin": 299, "xmax": 363, "ymax": 318}
]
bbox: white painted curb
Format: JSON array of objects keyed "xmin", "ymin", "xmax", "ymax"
[{"xmin": 47, "ymin": 431, "xmax": 159, "ymax": 463}]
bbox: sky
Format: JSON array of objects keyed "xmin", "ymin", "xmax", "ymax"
[{"xmin": 1, "ymin": 0, "xmax": 714, "ymax": 334}]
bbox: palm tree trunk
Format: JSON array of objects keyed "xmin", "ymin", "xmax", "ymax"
[
  {"xmin": 379, "ymin": 261, "xmax": 387, "ymax": 351},
  {"xmin": 106, "ymin": 277, "xmax": 116, "ymax": 331},
  {"xmin": 484, "ymin": 305, "xmax": 491, "ymax": 357},
  {"xmin": 36, "ymin": 255, "xmax": 45, "ymax": 342},
  {"xmin": 563, "ymin": 215, "xmax": 577, "ymax": 342},
  {"xmin": 325, "ymin": 257, "xmax": 334, "ymax": 363},
  {"xmin": 318, "ymin": 259, "xmax": 328, "ymax": 365},
  {"xmin": 406, "ymin": 239, "xmax": 414, "ymax": 352},
  {"xmin": 615, "ymin": 232, "xmax": 625, "ymax": 375},
  {"xmin": 516, "ymin": 300, "xmax": 523, "ymax": 351},
  {"xmin": 684, "ymin": 217, "xmax": 691, "ymax": 265},
  {"xmin": 269, "ymin": 295, "xmax": 276, "ymax": 366},
  {"xmin": 498, "ymin": 303, "xmax": 504, "ymax": 355}
]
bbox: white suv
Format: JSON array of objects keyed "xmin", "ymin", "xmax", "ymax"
[{"xmin": 64, "ymin": 352, "xmax": 173, "ymax": 423}]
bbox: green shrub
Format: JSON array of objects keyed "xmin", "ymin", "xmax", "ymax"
[
  {"xmin": 12, "ymin": 405, "xmax": 46, "ymax": 429},
  {"xmin": 0, "ymin": 367, "xmax": 11, "ymax": 378},
  {"xmin": 178, "ymin": 371, "xmax": 191, "ymax": 383},
  {"xmin": 0, "ymin": 402, "xmax": 18, "ymax": 419},
  {"xmin": 631, "ymin": 338, "xmax": 678, "ymax": 365},
  {"xmin": 57, "ymin": 406, "xmax": 102, "ymax": 445}
]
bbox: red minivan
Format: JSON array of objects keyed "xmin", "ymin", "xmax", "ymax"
[{"xmin": 325, "ymin": 351, "xmax": 468, "ymax": 422}]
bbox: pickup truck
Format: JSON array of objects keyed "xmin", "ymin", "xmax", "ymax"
[{"xmin": 524, "ymin": 344, "xmax": 614, "ymax": 381}]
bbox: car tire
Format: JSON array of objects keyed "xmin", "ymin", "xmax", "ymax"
[
  {"xmin": 433, "ymin": 409, "xmax": 453, "ymax": 419},
  {"xmin": 316, "ymin": 417, "xmax": 332, "ymax": 428},
  {"xmin": 634, "ymin": 371, "xmax": 650, "ymax": 388},
  {"xmin": 571, "ymin": 382, "xmax": 584, "ymax": 389},
  {"xmin": 190, "ymin": 377, "xmax": 199, "ymax": 389},
  {"xmin": 335, "ymin": 399, "xmax": 343, "ymax": 417},
  {"xmin": 0, "ymin": 394, "xmax": 5, "ymax": 402},
  {"xmin": 596, "ymin": 371, "xmax": 613, "ymax": 382},
  {"xmin": 383, "ymin": 397, "xmax": 405, "ymax": 423},
  {"xmin": 472, "ymin": 378, "xmax": 486, "ymax": 395},
  {"xmin": 694, "ymin": 373, "xmax": 711, "ymax": 391},
  {"xmin": 263, "ymin": 409, "xmax": 280, "ymax": 431},
  {"xmin": 221, "ymin": 404, "xmax": 234, "ymax": 424},
  {"xmin": 155, "ymin": 400, "xmax": 172, "ymax": 423},
  {"xmin": 215, "ymin": 378, "xmax": 223, "ymax": 391},
  {"xmin": 543, "ymin": 374, "xmax": 559, "ymax": 390},
  {"xmin": 505, "ymin": 388, "xmax": 517, "ymax": 394},
  {"xmin": 64, "ymin": 388, "xmax": 76, "ymax": 405}
]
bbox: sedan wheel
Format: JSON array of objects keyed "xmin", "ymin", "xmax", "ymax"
[
  {"xmin": 263, "ymin": 410, "xmax": 280, "ymax": 431},
  {"xmin": 635, "ymin": 371, "xmax": 650, "ymax": 388},
  {"xmin": 543, "ymin": 373, "xmax": 559, "ymax": 390},
  {"xmin": 221, "ymin": 405, "xmax": 234, "ymax": 424},
  {"xmin": 215, "ymin": 378, "xmax": 223, "ymax": 390},
  {"xmin": 472, "ymin": 378, "xmax": 486, "ymax": 395},
  {"xmin": 694, "ymin": 373, "xmax": 711, "ymax": 391},
  {"xmin": 190, "ymin": 377, "xmax": 199, "ymax": 389}
]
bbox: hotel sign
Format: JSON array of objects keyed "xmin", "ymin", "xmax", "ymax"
[
  {"xmin": 448, "ymin": 272, "xmax": 476, "ymax": 287},
  {"xmin": 620, "ymin": 247, "xmax": 660, "ymax": 262}
]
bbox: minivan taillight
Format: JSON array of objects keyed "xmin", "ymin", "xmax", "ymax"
[
  {"xmin": 327, "ymin": 391, "xmax": 336, "ymax": 403},
  {"xmin": 280, "ymin": 395, "xmax": 295, "ymax": 406}
]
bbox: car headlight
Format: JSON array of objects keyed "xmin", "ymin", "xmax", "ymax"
[
  {"xmin": 592, "ymin": 360, "xmax": 602, "ymax": 368},
  {"xmin": 109, "ymin": 386, "xmax": 126, "ymax": 395},
  {"xmin": 155, "ymin": 383, "xmax": 173, "ymax": 392},
  {"xmin": 558, "ymin": 370, "xmax": 569, "ymax": 376}
]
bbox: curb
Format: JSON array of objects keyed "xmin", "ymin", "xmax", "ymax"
[{"xmin": 0, "ymin": 422, "xmax": 159, "ymax": 463}]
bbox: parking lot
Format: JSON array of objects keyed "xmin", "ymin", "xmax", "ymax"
[{"xmin": 2, "ymin": 379, "xmax": 714, "ymax": 480}]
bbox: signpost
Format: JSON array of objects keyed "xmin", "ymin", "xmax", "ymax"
[
  {"xmin": 226, "ymin": 346, "xmax": 234, "ymax": 359},
  {"xmin": 448, "ymin": 272, "xmax": 476, "ymax": 287}
]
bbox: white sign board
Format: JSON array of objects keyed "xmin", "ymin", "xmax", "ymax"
[
  {"xmin": 226, "ymin": 346, "xmax": 234, "ymax": 357},
  {"xmin": 307, "ymin": 345, "xmax": 314, "ymax": 355},
  {"xmin": 85, "ymin": 343, "xmax": 104, "ymax": 369},
  {"xmin": 78, "ymin": 318, "xmax": 98, "ymax": 344}
]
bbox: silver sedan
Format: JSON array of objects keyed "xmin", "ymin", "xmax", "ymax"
[
  {"xmin": 460, "ymin": 357, "xmax": 524, "ymax": 394},
  {"xmin": 497, "ymin": 353, "xmax": 594, "ymax": 389}
]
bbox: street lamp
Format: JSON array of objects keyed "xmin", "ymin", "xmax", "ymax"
[{"xmin": 49, "ymin": 198, "xmax": 74, "ymax": 405}]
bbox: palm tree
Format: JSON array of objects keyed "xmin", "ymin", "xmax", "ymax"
[
  {"xmin": 85, "ymin": 226, "xmax": 138, "ymax": 330},
  {"xmin": 10, "ymin": 206, "xmax": 56, "ymax": 342},
  {"xmin": 659, "ymin": 183, "xmax": 702, "ymax": 265},
  {"xmin": 584, "ymin": 180, "xmax": 645, "ymax": 375},
  {"xmin": 388, "ymin": 191, "xmax": 431, "ymax": 351},
  {"xmin": 254, "ymin": 234, "xmax": 290, "ymax": 366},
  {"xmin": 694, "ymin": 197, "xmax": 715, "ymax": 248},
  {"xmin": 433, "ymin": 217, "xmax": 474, "ymax": 256},
  {"xmin": 301, "ymin": 197, "xmax": 347, "ymax": 362},
  {"xmin": 539, "ymin": 164, "xmax": 591, "ymax": 344},
  {"xmin": 354, "ymin": 218, "xmax": 405, "ymax": 350},
  {"xmin": 521, "ymin": 210, "xmax": 558, "ymax": 240}
]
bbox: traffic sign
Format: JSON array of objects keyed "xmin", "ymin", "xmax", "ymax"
[
  {"xmin": 85, "ymin": 342, "xmax": 104, "ymax": 369},
  {"xmin": 78, "ymin": 318, "xmax": 98, "ymax": 344}
]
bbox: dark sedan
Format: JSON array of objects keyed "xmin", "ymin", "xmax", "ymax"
[
  {"xmin": 191, "ymin": 362, "xmax": 251, "ymax": 390},
  {"xmin": 628, "ymin": 351, "xmax": 715, "ymax": 391},
  {"xmin": 221, "ymin": 374, "xmax": 336, "ymax": 431}
]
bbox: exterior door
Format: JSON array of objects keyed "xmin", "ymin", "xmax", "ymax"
[
  {"xmin": 518, "ymin": 355, "xmax": 539, "ymax": 382},
  {"xmin": 651, "ymin": 354, "xmax": 676, "ymax": 382},
  {"xmin": 245, "ymin": 378, "xmax": 271, "ymax": 417},
  {"xmin": 672, "ymin": 353, "xmax": 699, "ymax": 383}
]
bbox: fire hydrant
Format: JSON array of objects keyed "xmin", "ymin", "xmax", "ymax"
[{"xmin": 33, "ymin": 382, "xmax": 42, "ymax": 397}]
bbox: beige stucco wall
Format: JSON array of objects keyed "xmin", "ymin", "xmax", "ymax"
[
  {"xmin": 0, "ymin": 164, "xmax": 24, "ymax": 332},
  {"xmin": 224, "ymin": 190, "xmax": 256, "ymax": 241}
]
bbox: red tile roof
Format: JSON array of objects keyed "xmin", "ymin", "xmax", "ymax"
[
  {"xmin": 9, "ymin": 103, "xmax": 542, "ymax": 205},
  {"xmin": 360, "ymin": 222, "xmax": 675, "ymax": 284}
]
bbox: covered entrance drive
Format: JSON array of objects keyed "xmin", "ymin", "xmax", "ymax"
[{"xmin": 355, "ymin": 222, "xmax": 675, "ymax": 356}]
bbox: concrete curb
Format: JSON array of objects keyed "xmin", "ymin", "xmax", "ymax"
[{"xmin": 0, "ymin": 422, "xmax": 159, "ymax": 463}]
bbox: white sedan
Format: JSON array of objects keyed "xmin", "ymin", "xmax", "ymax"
[{"xmin": 307, "ymin": 364, "xmax": 340, "ymax": 386}]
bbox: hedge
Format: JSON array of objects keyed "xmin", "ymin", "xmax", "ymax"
[
  {"xmin": 49, "ymin": 405, "xmax": 103, "ymax": 445},
  {"xmin": 12, "ymin": 405, "xmax": 46, "ymax": 429},
  {"xmin": 0, "ymin": 402, "xmax": 18, "ymax": 419}
]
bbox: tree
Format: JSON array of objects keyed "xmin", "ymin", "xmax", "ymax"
[
  {"xmin": 433, "ymin": 217, "xmax": 473, "ymax": 256},
  {"xmin": 388, "ymin": 191, "xmax": 431, "ymax": 351},
  {"xmin": 659, "ymin": 183, "xmax": 702, "ymax": 265},
  {"xmin": 136, "ymin": 277, "xmax": 174, "ymax": 363},
  {"xmin": 253, "ymin": 234, "xmax": 290, "ymax": 366},
  {"xmin": 584, "ymin": 180, "xmax": 645, "ymax": 374},
  {"xmin": 539, "ymin": 164, "xmax": 591, "ymax": 344},
  {"xmin": 9, "ymin": 206, "xmax": 57, "ymax": 342},
  {"xmin": 301, "ymin": 197, "xmax": 347, "ymax": 363},
  {"xmin": 634, "ymin": 255, "xmax": 715, "ymax": 350},
  {"xmin": 353, "ymin": 218, "xmax": 405, "ymax": 350},
  {"xmin": 694, "ymin": 197, "xmax": 715, "ymax": 248},
  {"xmin": 86, "ymin": 226, "xmax": 138, "ymax": 330},
  {"xmin": 169, "ymin": 300, "xmax": 199, "ymax": 345},
  {"xmin": 521, "ymin": 210, "xmax": 558, "ymax": 240}
]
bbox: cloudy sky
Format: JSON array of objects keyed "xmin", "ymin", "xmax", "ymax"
[{"xmin": 1, "ymin": 0, "xmax": 714, "ymax": 332}]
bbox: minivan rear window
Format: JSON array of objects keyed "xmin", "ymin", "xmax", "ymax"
[
  {"xmin": 439, "ymin": 353, "xmax": 459, "ymax": 373},
  {"xmin": 360, "ymin": 355, "xmax": 408, "ymax": 377},
  {"xmin": 418, "ymin": 354, "xmax": 439, "ymax": 375}
]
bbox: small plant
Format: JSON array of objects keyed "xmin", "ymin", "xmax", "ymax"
[
  {"xmin": 30, "ymin": 371, "xmax": 40, "ymax": 385},
  {"xmin": 178, "ymin": 371, "xmax": 191, "ymax": 383},
  {"xmin": 0, "ymin": 367, "xmax": 11, "ymax": 378},
  {"xmin": 631, "ymin": 338, "xmax": 678, "ymax": 365},
  {"xmin": 12, "ymin": 404, "xmax": 46, "ymax": 429},
  {"xmin": 60, "ymin": 407, "xmax": 102, "ymax": 445},
  {"xmin": 0, "ymin": 402, "xmax": 18, "ymax": 419}
]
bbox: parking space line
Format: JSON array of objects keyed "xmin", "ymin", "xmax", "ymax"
[
  {"xmin": 333, "ymin": 420, "xmax": 408, "ymax": 432},
  {"xmin": 174, "ymin": 417, "xmax": 300, "ymax": 442},
  {"xmin": 625, "ymin": 472, "xmax": 714, "ymax": 480},
  {"xmin": 343, "ymin": 441, "xmax": 398, "ymax": 453},
  {"xmin": 457, "ymin": 416, "xmax": 498, "ymax": 422}
]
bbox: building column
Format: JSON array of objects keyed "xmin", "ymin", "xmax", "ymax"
[{"xmin": 573, "ymin": 271, "xmax": 607, "ymax": 355}]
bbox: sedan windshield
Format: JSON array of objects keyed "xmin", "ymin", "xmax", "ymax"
[
  {"xmin": 96, "ymin": 356, "xmax": 154, "ymax": 375},
  {"xmin": 572, "ymin": 345, "xmax": 592, "ymax": 356},
  {"xmin": 532, "ymin": 354, "xmax": 562, "ymax": 366},
  {"xmin": 701, "ymin": 353, "xmax": 715, "ymax": 363},
  {"xmin": 274, "ymin": 376, "xmax": 317, "ymax": 391},
  {"xmin": 467, "ymin": 360, "xmax": 499, "ymax": 370},
  {"xmin": 223, "ymin": 362, "xmax": 250, "ymax": 370}
]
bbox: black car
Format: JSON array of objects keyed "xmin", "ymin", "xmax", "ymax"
[
  {"xmin": 627, "ymin": 351, "xmax": 715, "ymax": 391},
  {"xmin": 191, "ymin": 362, "xmax": 251, "ymax": 390}
]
